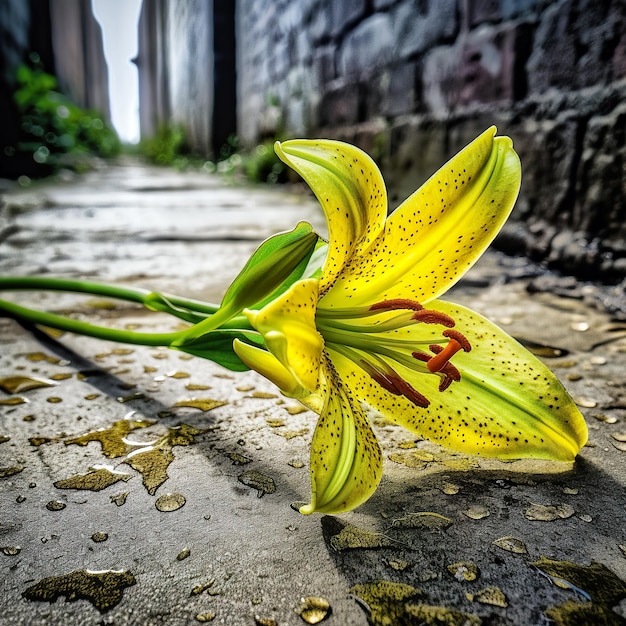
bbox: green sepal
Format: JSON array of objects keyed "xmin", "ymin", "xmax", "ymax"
[
  {"xmin": 143, "ymin": 292, "xmax": 210, "ymax": 324},
  {"xmin": 177, "ymin": 222, "xmax": 318, "ymax": 343},
  {"xmin": 220, "ymin": 221, "xmax": 318, "ymax": 312},
  {"xmin": 175, "ymin": 329, "xmax": 265, "ymax": 372}
]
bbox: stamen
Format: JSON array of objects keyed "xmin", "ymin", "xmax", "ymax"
[
  {"xmin": 412, "ymin": 351, "xmax": 430, "ymax": 363},
  {"xmin": 443, "ymin": 329, "xmax": 472, "ymax": 352},
  {"xmin": 425, "ymin": 330, "xmax": 472, "ymax": 374},
  {"xmin": 369, "ymin": 299, "xmax": 424, "ymax": 312},
  {"xmin": 412, "ymin": 309, "xmax": 455, "ymax": 327},
  {"xmin": 389, "ymin": 374, "xmax": 430, "ymax": 408},
  {"xmin": 425, "ymin": 338, "xmax": 463, "ymax": 373},
  {"xmin": 360, "ymin": 359, "xmax": 430, "ymax": 408},
  {"xmin": 438, "ymin": 362, "xmax": 461, "ymax": 392}
]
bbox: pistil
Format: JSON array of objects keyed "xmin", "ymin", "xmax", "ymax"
[{"xmin": 319, "ymin": 299, "xmax": 471, "ymax": 407}]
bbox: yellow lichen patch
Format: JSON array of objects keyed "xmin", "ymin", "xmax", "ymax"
[
  {"xmin": 467, "ymin": 586, "xmax": 508, "ymax": 608},
  {"xmin": 447, "ymin": 562, "xmax": 480, "ymax": 582}
]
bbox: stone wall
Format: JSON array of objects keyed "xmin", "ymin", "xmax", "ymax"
[
  {"xmin": 136, "ymin": 0, "xmax": 236, "ymax": 157},
  {"xmin": 0, "ymin": 0, "xmax": 110, "ymax": 178},
  {"xmin": 236, "ymin": 0, "xmax": 626, "ymax": 279}
]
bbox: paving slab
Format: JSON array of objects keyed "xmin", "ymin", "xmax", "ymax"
[{"xmin": 0, "ymin": 161, "xmax": 625, "ymax": 625}]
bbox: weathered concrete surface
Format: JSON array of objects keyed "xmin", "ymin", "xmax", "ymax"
[{"xmin": 0, "ymin": 162, "xmax": 625, "ymax": 625}]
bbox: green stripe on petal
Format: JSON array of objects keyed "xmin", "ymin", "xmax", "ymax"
[
  {"xmin": 321, "ymin": 127, "xmax": 521, "ymax": 308},
  {"xmin": 331, "ymin": 300, "xmax": 587, "ymax": 462},
  {"xmin": 301, "ymin": 358, "xmax": 383, "ymax": 515},
  {"xmin": 275, "ymin": 139, "xmax": 387, "ymax": 294}
]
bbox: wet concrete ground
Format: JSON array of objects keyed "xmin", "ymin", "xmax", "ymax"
[{"xmin": 0, "ymin": 161, "xmax": 625, "ymax": 625}]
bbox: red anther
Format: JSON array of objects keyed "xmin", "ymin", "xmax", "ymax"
[
  {"xmin": 369, "ymin": 370, "xmax": 401, "ymax": 395},
  {"xmin": 369, "ymin": 299, "xmax": 424, "ymax": 312},
  {"xmin": 442, "ymin": 329, "xmax": 471, "ymax": 352},
  {"xmin": 412, "ymin": 309, "xmax": 455, "ymax": 327},
  {"xmin": 428, "ymin": 344, "xmax": 444, "ymax": 354},
  {"xmin": 438, "ymin": 362, "xmax": 461, "ymax": 392},
  {"xmin": 412, "ymin": 351, "xmax": 431, "ymax": 363},
  {"xmin": 363, "ymin": 359, "xmax": 430, "ymax": 408},
  {"xmin": 388, "ymin": 373, "xmax": 430, "ymax": 408},
  {"xmin": 426, "ymin": 338, "xmax": 463, "ymax": 373}
]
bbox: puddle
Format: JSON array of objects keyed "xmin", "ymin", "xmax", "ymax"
[
  {"xmin": 0, "ymin": 375, "xmax": 58, "ymax": 393},
  {"xmin": 64, "ymin": 417, "xmax": 157, "ymax": 458},
  {"xmin": 155, "ymin": 492, "xmax": 186, "ymax": 512},
  {"xmin": 46, "ymin": 500, "xmax": 66, "ymax": 511},
  {"xmin": 172, "ymin": 398, "xmax": 228, "ymax": 412},
  {"xmin": 126, "ymin": 445, "xmax": 174, "ymax": 495},
  {"xmin": 110, "ymin": 491, "xmax": 129, "ymax": 506},
  {"xmin": 349, "ymin": 580, "xmax": 481, "ymax": 626},
  {"xmin": 524, "ymin": 503, "xmax": 575, "ymax": 521},
  {"xmin": 65, "ymin": 420, "xmax": 208, "ymax": 495},
  {"xmin": 390, "ymin": 512, "xmax": 452, "ymax": 531},
  {"xmin": 54, "ymin": 466, "xmax": 131, "ymax": 491},
  {"xmin": 464, "ymin": 505, "xmax": 490, "ymax": 520},
  {"xmin": 22, "ymin": 351, "xmax": 68, "ymax": 365},
  {"xmin": 493, "ymin": 536, "xmax": 528, "ymax": 554},
  {"xmin": 22, "ymin": 569, "xmax": 136, "ymax": 612},
  {"xmin": 238, "ymin": 470, "xmax": 276, "ymax": 497},
  {"xmin": 296, "ymin": 596, "xmax": 331, "ymax": 624},
  {"xmin": 321, "ymin": 516, "xmax": 396, "ymax": 551},
  {"xmin": 535, "ymin": 557, "xmax": 626, "ymax": 625},
  {"xmin": 0, "ymin": 466, "xmax": 24, "ymax": 478},
  {"xmin": 0, "ymin": 397, "xmax": 28, "ymax": 406}
]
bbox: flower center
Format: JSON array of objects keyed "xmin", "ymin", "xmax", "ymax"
[{"xmin": 316, "ymin": 299, "xmax": 471, "ymax": 407}]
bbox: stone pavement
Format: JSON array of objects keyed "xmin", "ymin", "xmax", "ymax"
[{"xmin": 0, "ymin": 161, "xmax": 625, "ymax": 626}]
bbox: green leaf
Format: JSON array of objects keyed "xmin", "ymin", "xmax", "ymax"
[{"xmin": 176, "ymin": 329, "xmax": 265, "ymax": 372}]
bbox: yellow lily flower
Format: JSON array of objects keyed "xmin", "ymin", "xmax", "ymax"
[{"xmin": 233, "ymin": 127, "xmax": 588, "ymax": 515}]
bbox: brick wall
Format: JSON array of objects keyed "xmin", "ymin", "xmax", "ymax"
[{"xmin": 236, "ymin": 0, "xmax": 626, "ymax": 278}]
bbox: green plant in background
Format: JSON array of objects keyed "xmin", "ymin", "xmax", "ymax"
[
  {"xmin": 139, "ymin": 123, "xmax": 190, "ymax": 167},
  {"xmin": 11, "ymin": 54, "xmax": 120, "ymax": 175},
  {"xmin": 242, "ymin": 143, "xmax": 288, "ymax": 184}
]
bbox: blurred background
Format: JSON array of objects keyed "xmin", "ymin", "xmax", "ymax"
[{"xmin": 0, "ymin": 0, "xmax": 624, "ymax": 280}]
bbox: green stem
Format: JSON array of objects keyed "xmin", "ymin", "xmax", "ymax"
[
  {"xmin": 0, "ymin": 298, "xmax": 184, "ymax": 347},
  {"xmin": 0, "ymin": 276, "xmax": 221, "ymax": 315}
]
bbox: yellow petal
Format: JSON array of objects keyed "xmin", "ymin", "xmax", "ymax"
[
  {"xmin": 301, "ymin": 358, "xmax": 382, "ymax": 515},
  {"xmin": 275, "ymin": 139, "xmax": 386, "ymax": 293},
  {"xmin": 232, "ymin": 339, "xmax": 309, "ymax": 398},
  {"xmin": 246, "ymin": 278, "xmax": 323, "ymax": 393},
  {"xmin": 321, "ymin": 127, "xmax": 521, "ymax": 308},
  {"xmin": 329, "ymin": 300, "xmax": 587, "ymax": 462}
]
